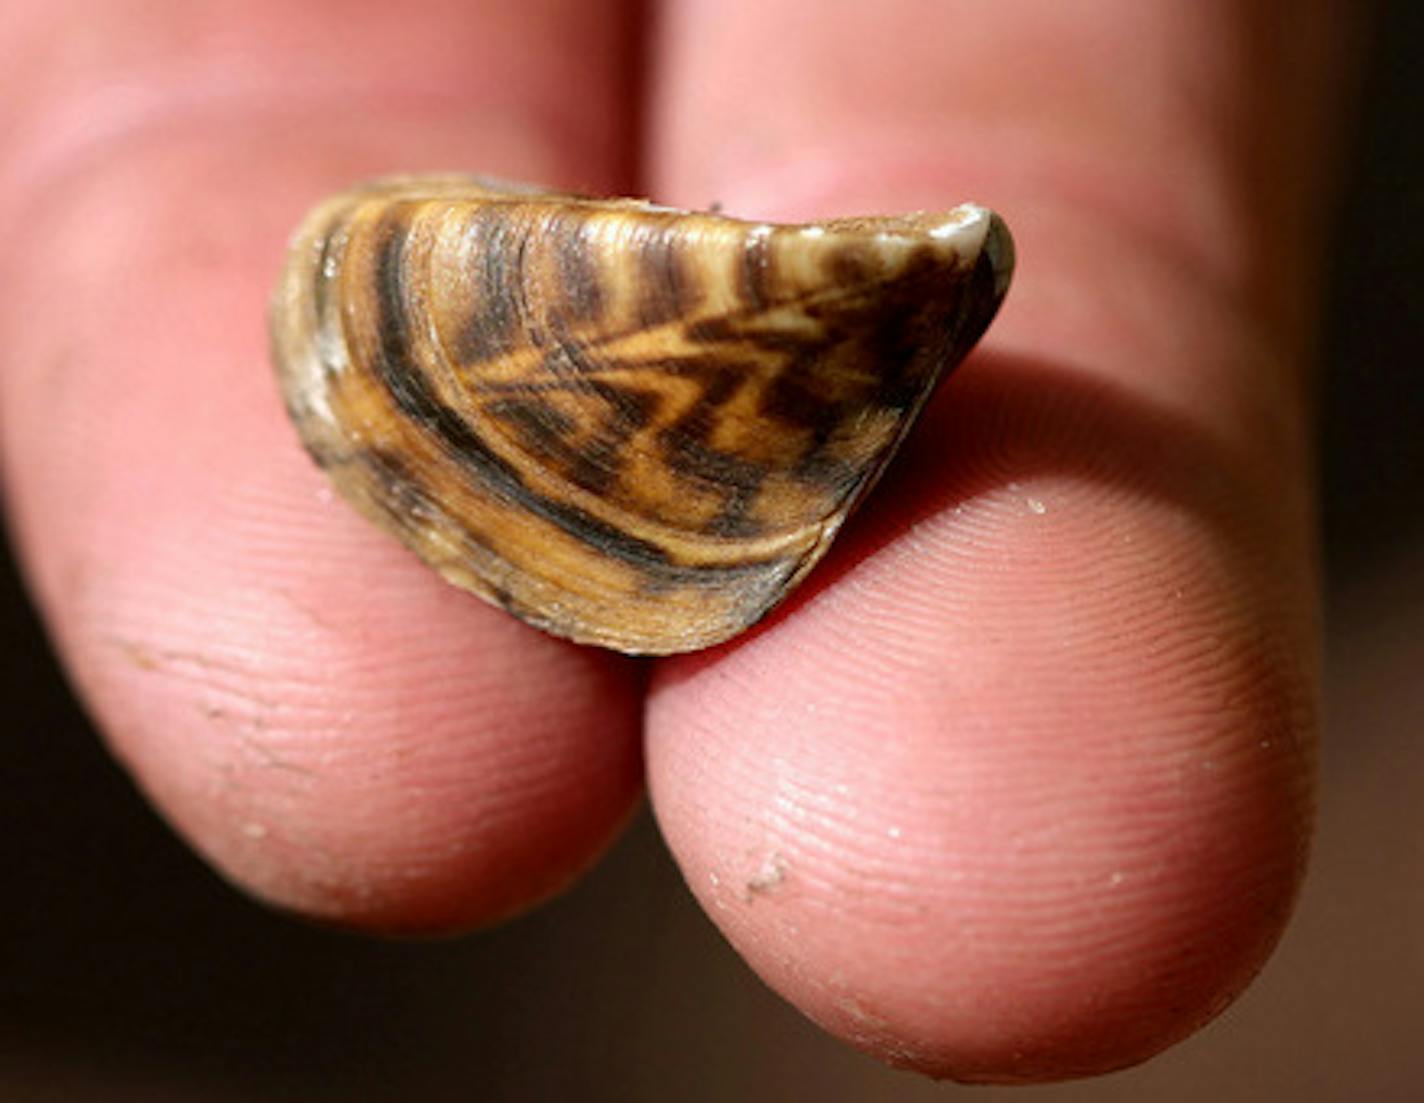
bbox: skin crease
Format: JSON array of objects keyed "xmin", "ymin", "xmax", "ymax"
[{"xmin": 0, "ymin": 0, "xmax": 1344, "ymax": 1084}]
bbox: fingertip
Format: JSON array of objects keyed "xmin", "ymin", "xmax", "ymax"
[
  {"xmin": 650, "ymin": 590, "xmax": 1311, "ymax": 1080},
  {"xmin": 647, "ymin": 359, "xmax": 1317, "ymax": 1078},
  {"xmin": 48, "ymin": 432, "xmax": 644, "ymax": 932}
]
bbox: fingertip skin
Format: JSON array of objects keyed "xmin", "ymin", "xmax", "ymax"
[
  {"xmin": 649, "ymin": 541, "xmax": 1314, "ymax": 1078},
  {"xmin": 648, "ymin": 356, "xmax": 1318, "ymax": 1080},
  {"xmin": 60, "ymin": 481, "xmax": 646, "ymax": 933}
]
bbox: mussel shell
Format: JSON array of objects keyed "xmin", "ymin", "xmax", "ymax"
[{"xmin": 271, "ymin": 176, "xmax": 1013, "ymax": 654}]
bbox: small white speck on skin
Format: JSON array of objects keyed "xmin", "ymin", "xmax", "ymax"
[
  {"xmin": 887, "ymin": 825, "xmax": 903, "ymax": 840},
  {"xmin": 744, "ymin": 854, "xmax": 788, "ymax": 900},
  {"xmin": 241, "ymin": 821, "xmax": 268, "ymax": 840},
  {"xmin": 1108, "ymin": 871, "xmax": 1125, "ymax": 887},
  {"xmin": 1026, "ymin": 497, "xmax": 1047, "ymax": 514}
]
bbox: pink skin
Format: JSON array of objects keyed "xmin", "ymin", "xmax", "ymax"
[{"xmin": 0, "ymin": 0, "xmax": 1342, "ymax": 1082}]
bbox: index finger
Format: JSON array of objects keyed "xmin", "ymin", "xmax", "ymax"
[{"xmin": 645, "ymin": 0, "xmax": 1336, "ymax": 1080}]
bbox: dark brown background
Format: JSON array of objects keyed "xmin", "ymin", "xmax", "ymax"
[{"xmin": 3, "ymin": 2, "xmax": 1420, "ymax": 1098}]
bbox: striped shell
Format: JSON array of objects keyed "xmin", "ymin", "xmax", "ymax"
[{"xmin": 270, "ymin": 176, "xmax": 1014, "ymax": 654}]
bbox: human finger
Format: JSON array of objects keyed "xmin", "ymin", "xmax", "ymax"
[
  {"xmin": 0, "ymin": 0, "xmax": 646, "ymax": 932},
  {"xmin": 646, "ymin": 0, "xmax": 1337, "ymax": 1080}
]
